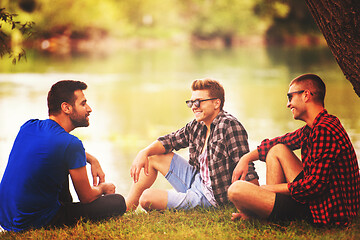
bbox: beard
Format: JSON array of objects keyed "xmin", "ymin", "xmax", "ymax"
[{"xmin": 70, "ymin": 110, "xmax": 90, "ymax": 128}]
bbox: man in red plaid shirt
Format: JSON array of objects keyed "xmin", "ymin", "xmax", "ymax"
[{"xmin": 228, "ymin": 73, "xmax": 360, "ymax": 226}]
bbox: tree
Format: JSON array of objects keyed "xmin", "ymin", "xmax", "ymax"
[
  {"xmin": 305, "ymin": 0, "xmax": 360, "ymax": 97},
  {"xmin": 0, "ymin": 7, "xmax": 34, "ymax": 64}
]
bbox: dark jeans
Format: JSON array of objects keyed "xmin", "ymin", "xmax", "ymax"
[{"xmin": 48, "ymin": 178, "xmax": 126, "ymax": 227}]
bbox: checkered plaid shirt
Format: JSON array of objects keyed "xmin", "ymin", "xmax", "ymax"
[
  {"xmin": 158, "ymin": 110, "xmax": 258, "ymax": 205},
  {"xmin": 257, "ymin": 109, "xmax": 360, "ymax": 226}
]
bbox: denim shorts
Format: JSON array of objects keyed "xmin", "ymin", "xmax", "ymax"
[{"xmin": 165, "ymin": 153, "xmax": 213, "ymax": 210}]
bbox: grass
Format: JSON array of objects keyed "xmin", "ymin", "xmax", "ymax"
[{"xmin": 1, "ymin": 205, "xmax": 360, "ymax": 239}]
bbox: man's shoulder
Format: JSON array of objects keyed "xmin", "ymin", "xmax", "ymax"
[
  {"xmin": 21, "ymin": 119, "xmax": 61, "ymax": 130},
  {"xmin": 20, "ymin": 119, "xmax": 79, "ymax": 143},
  {"xmin": 315, "ymin": 112, "xmax": 341, "ymax": 130},
  {"xmin": 311, "ymin": 112, "xmax": 349, "ymax": 142},
  {"xmin": 212, "ymin": 111, "xmax": 247, "ymax": 139},
  {"xmin": 214, "ymin": 111, "xmax": 242, "ymax": 126},
  {"xmin": 20, "ymin": 119, "xmax": 40, "ymax": 128}
]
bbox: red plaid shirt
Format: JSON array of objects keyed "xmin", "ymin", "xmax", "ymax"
[{"xmin": 257, "ymin": 109, "xmax": 360, "ymax": 226}]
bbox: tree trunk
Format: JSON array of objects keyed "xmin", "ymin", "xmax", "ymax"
[{"xmin": 304, "ymin": 0, "xmax": 360, "ymax": 97}]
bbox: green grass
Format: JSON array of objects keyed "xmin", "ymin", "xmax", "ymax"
[{"xmin": 2, "ymin": 205, "xmax": 360, "ymax": 239}]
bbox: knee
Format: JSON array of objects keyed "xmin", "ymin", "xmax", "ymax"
[
  {"xmin": 267, "ymin": 144, "xmax": 288, "ymax": 159},
  {"xmin": 139, "ymin": 189, "xmax": 154, "ymax": 209},
  {"xmin": 106, "ymin": 194, "xmax": 127, "ymax": 215},
  {"xmin": 228, "ymin": 180, "xmax": 249, "ymax": 203},
  {"xmin": 93, "ymin": 194, "xmax": 126, "ymax": 217},
  {"xmin": 148, "ymin": 153, "xmax": 173, "ymax": 172}
]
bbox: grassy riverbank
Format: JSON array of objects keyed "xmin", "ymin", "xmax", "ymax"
[{"xmin": 2, "ymin": 205, "xmax": 360, "ymax": 239}]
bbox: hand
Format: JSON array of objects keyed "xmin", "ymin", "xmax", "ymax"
[
  {"xmin": 232, "ymin": 150, "xmax": 259, "ymax": 183},
  {"xmin": 232, "ymin": 156, "xmax": 249, "ymax": 183},
  {"xmin": 86, "ymin": 153, "xmax": 105, "ymax": 186},
  {"xmin": 130, "ymin": 150, "xmax": 149, "ymax": 183},
  {"xmin": 99, "ymin": 182, "xmax": 116, "ymax": 195}
]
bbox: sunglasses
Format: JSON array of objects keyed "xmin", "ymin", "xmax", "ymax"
[
  {"xmin": 287, "ymin": 90, "xmax": 305, "ymax": 102},
  {"xmin": 185, "ymin": 98, "xmax": 217, "ymax": 108},
  {"xmin": 287, "ymin": 90, "xmax": 314, "ymax": 102}
]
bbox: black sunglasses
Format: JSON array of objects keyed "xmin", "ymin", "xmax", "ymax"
[
  {"xmin": 185, "ymin": 98, "xmax": 217, "ymax": 108},
  {"xmin": 287, "ymin": 90, "xmax": 314, "ymax": 102},
  {"xmin": 287, "ymin": 90, "xmax": 305, "ymax": 102}
]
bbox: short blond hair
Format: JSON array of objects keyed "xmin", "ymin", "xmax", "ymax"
[{"xmin": 191, "ymin": 78, "xmax": 225, "ymax": 110}]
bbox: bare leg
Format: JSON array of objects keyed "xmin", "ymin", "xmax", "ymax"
[
  {"xmin": 139, "ymin": 189, "xmax": 168, "ymax": 211},
  {"xmin": 228, "ymin": 144, "xmax": 303, "ymax": 220},
  {"xmin": 265, "ymin": 144, "xmax": 303, "ymax": 185},
  {"xmin": 228, "ymin": 181, "xmax": 275, "ymax": 219},
  {"xmin": 126, "ymin": 153, "xmax": 173, "ymax": 211}
]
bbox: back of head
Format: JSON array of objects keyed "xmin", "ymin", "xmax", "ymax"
[
  {"xmin": 290, "ymin": 73, "xmax": 326, "ymax": 106},
  {"xmin": 191, "ymin": 78, "xmax": 225, "ymax": 110},
  {"xmin": 47, "ymin": 80, "xmax": 87, "ymax": 116}
]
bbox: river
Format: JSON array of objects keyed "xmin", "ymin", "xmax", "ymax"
[{"xmin": 0, "ymin": 45, "xmax": 359, "ymax": 198}]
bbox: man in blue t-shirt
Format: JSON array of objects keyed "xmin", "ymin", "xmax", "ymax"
[{"xmin": 0, "ymin": 80, "xmax": 126, "ymax": 232}]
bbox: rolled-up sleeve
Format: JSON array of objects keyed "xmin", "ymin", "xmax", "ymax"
[
  {"xmin": 157, "ymin": 122, "xmax": 192, "ymax": 153},
  {"xmin": 257, "ymin": 127, "xmax": 305, "ymax": 162}
]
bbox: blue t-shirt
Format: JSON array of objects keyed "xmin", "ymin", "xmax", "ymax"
[{"xmin": 0, "ymin": 119, "xmax": 86, "ymax": 232}]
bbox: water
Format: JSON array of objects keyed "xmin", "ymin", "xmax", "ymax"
[{"xmin": 1, "ymin": 46, "xmax": 359, "ymax": 197}]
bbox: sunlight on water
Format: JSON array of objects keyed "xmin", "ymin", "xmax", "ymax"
[{"xmin": 1, "ymin": 46, "xmax": 359, "ymax": 197}]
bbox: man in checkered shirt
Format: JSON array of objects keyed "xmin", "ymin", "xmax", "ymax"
[
  {"xmin": 126, "ymin": 78, "xmax": 259, "ymax": 211},
  {"xmin": 228, "ymin": 74, "xmax": 360, "ymax": 226}
]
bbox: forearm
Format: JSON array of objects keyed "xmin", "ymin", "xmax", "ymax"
[
  {"xmin": 130, "ymin": 140, "xmax": 167, "ymax": 182},
  {"xmin": 86, "ymin": 152, "xmax": 97, "ymax": 164},
  {"xmin": 79, "ymin": 183, "xmax": 116, "ymax": 203},
  {"xmin": 232, "ymin": 149, "xmax": 260, "ymax": 182},
  {"xmin": 141, "ymin": 140, "xmax": 167, "ymax": 157},
  {"xmin": 85, "ymin": 152, "xmax": 105, "ymax": 185},
  {"xmin": 70, "ymin": 167, "xmax": 115, "ymax": 204},
  {"xmin": 82, "ymin": 186, "xmax": 103, "ymax": 203},
  {"xmin": 261, "ymin": 183, "xmax": 290, "ymax": 195},
  {"xmin": 244, "ymin": 149, "xmax": 260, "ymax": 163}
]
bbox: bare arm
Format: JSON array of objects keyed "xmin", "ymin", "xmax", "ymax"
[
  {"xmin": 130, "ymin": 140, "xmax": 166, "ymax": 183},
  {"xmin": 86, "ymin": 152, "xmax": 105, "ymax": 186},
  {"xmin": 232, "ymin": 149, "xmax": 259, "ymax": 183},
  {"xmin": 261, "ymin": 183, "xmax": 290, "ymax": 195},
  {"xmin": 70, "ymin": 166, "xmax": 115, "ymax": 203}
]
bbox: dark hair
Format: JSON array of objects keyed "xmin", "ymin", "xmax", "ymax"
[
  {"xmin": 290, "ymin": 73, "xmax": 326, "ymax": 106},
  {"xmin": 191, "ymin": 78, "xmax": 225, "ymax": 110},
  {"xmin": 47, "ymin": 80, "xmax": 87, "ymax": 116}
]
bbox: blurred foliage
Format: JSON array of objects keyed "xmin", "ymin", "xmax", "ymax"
[
  {"xmin": 257, "ymin": 0, "xmax": 320, "ymax": 43},
  {"xmin": 0, "ymin": 0, "xmax": 321, "ymax": 61},
  {"xmin": 179, "ymin": 0, "xmax": 268, "ymax": 40},
  {"xmin": 4, "ymin": 0, "xmax": 317, "ymax": 40},
  {"xmin": 27, "ymin": 0, "xmax": 185, "ymax": 39},
  {"xmin": 0, "ymin": 7, "xmax": 34, "ymax": 63}
]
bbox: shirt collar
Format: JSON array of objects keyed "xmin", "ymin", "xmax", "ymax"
[
  {"xmin": 304, "ymin": 109, "xmax": 327, "ymax": 131},
  {"xmin": 312, "ymin": 109, "xmax": 328, "ymax": 127},
  {"xmin": 197, "ymin": 110, "xmax": 224, "ymax": 129},
  {"xmin": 210, "ymin": 110, "xmax": 225, "ymax": 127}
]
